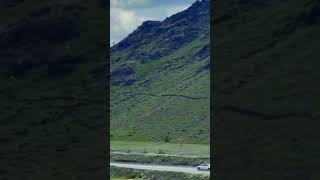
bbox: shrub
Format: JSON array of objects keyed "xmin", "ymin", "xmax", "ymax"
[{"xmin": 158, "ymin": 149, "xmax": 166, "ymax": 154}]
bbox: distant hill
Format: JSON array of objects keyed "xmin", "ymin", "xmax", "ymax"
[{"xmin": 110, "ymin": 0, "xmax": 210, "ymax": 144}]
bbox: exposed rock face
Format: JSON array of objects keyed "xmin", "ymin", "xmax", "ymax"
[
  {"xmin": 111, "ymin": 0, "xmax": 209, "ymax": 63},
  {"xmin": 110, "ymin": 65, "xmax": 135, "ymax": 86},
  {"xmin": 187, "ymin": 44, "xmax": 209, "ymax": 64}
]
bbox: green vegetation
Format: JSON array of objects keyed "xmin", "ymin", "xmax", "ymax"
[
  {"xmin": 110, "ymin": 0, "xmax": 210, "ymax": 144},
  {"xmin": 158, "ymin": 149, "xmax": 166, "ymax": 154},
  {"xmin": 111, "ymin": 152, "xmax": 209, "ymax": 166},
  {"xmin": 110, "ymin": 141, "xmax": 210, "ymax": 166},
  {"xmin": 111, "ymin": 141, "xmax": 209, "ymax": 157}
]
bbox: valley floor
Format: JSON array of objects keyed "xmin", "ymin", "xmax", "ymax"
[
  {"xmin": 111, "ymin": 141, "xmax": 210, "ymax": 157},
  {"xmin": 110, "ymin": 141, "xmax": 210, "ymax": 179}
]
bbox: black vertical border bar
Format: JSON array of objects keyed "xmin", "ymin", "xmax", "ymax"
[
  {"xmin": 210, "ymin": 0, "xmax": 214, "ymax": 179},
  {"xmin": 106, "ymin": 0, "xmax": 111, "ymax": 179}
]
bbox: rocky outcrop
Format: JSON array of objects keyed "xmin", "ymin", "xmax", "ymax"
[
  {"xmin": 110, "ymin": 65, "xmax": 135, "ymax": 86},
  {"xmin": 111, "ymin": 0, "xmax": 210, "ymax": 63}
]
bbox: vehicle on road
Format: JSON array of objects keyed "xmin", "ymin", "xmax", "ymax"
[{"xmin": 197, "ymin": 164, "xmax": 210, "ymax": 171}]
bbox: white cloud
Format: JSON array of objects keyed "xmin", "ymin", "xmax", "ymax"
[
  {"xmin": 127, "ymin": 0, "xmax": 147, "ymax": 6},
  {"xmin": 110, "ymin": 0, "xmax": 196, "ymax": 45},
  {"xmin": 111, "ymin": 0, "xmax": 148, "ymax": 9},
  {"xmin": 110, "ymin": 7, "xmax": 147, "ymax": 44},
  {"xmin": 164, "ymin": 4, "xmax": 190, "ymax": 17}
]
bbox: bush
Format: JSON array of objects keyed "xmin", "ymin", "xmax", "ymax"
[
  {"xmin": 158, "ymin": 149, "xmax": 166, "ymax": 154},
  {"xmin": 110, "ymin": 152, "xmax": 210, "ymax": 166}
]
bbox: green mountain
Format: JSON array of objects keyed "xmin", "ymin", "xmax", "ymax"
[
  {"xmin": 0, "ymin": 1, "xmax": 107, "ymax": 179},
  {"xmin": 213, "ymin": 0, "xmax": 320, "ymax": 178},
  {"xmin": 110, "ymin": 0, "xmax": 210, "ymax": 144}
]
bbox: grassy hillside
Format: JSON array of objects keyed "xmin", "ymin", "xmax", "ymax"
[
  {"xmin": 110, "ymin": 0, "xmax": 210, "ymax": 144},
  {"xmin": 0, "ymin": 0, "xmax": 107, "ymax": 179},
  {"xmin": 213, "ymin": 0, "xmax": 320, "ymax": 179}
]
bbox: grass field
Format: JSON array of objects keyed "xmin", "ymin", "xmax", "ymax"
[{"xmin": 111, "ymin": 141, "xmax": 210, "ymax": 157}]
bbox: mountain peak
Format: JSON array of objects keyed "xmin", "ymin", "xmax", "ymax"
[
  {"xmin": 141, "ymin": 20, "xmax": 161, "ymax": 26},
  {"xmin": 135, "ymin": 20, "xmax": 162, "ymax": 33},
  {"xmin": 113, "ymin": 1, "xmax": 209, "ymax": 51},
  {"xmin": 190, "ymin": 0, "xmax": 210, "ymax": 10}
]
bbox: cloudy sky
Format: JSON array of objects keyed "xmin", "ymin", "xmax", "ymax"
[{"xmin": 110, "ymin": 0, "xmax": 197, "ymax": 45}]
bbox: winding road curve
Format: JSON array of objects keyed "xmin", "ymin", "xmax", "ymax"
[{"xmin": 110, "ymin": 162, "xmax": 210, "ymax": 175}]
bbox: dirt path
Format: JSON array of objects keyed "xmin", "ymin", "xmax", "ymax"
[{"xmin": 110, "ymin": 162, "xmax": 210, "ymax": 175}]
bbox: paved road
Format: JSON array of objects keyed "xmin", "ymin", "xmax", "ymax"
[{"xmin": 110, "ymin": 162, "xmax": 210, "ymax": 175}]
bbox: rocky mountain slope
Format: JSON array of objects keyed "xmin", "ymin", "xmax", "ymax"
[{"xmin": 110, "ymin": 0, "xmax": 210, "ymax": 144}]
